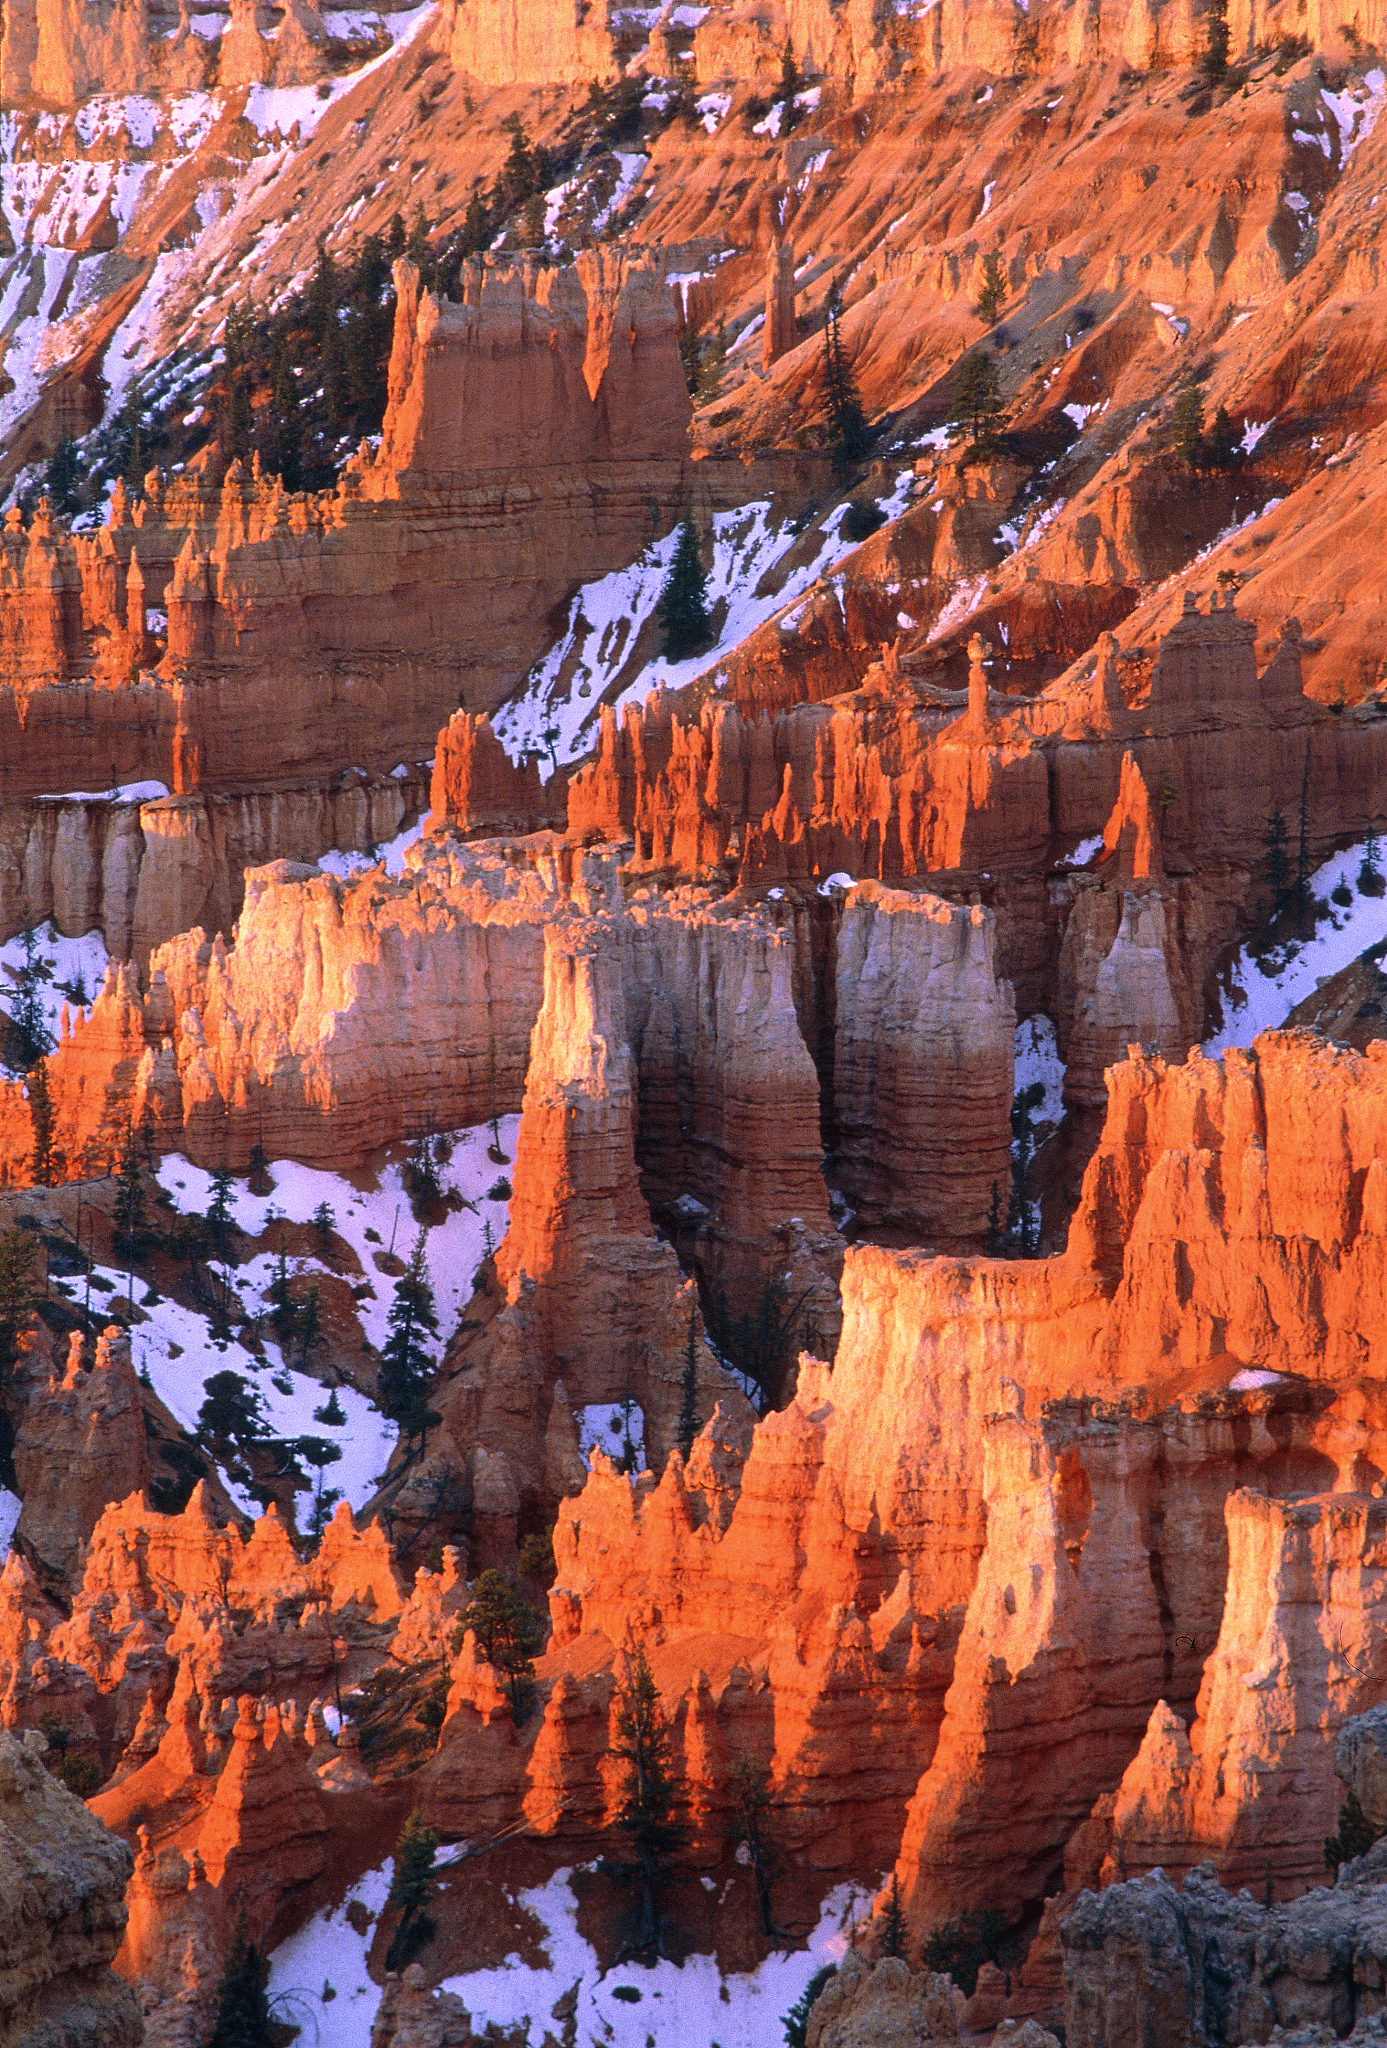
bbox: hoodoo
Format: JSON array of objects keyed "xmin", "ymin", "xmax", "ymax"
[{"xmin": 3, "ymin": 0, "xmax": 1387, "ymax": 2040}]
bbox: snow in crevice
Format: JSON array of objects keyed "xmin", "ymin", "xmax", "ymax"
[
  {"xmin": 492, "ymin": 491, "xmax": 903, "ymax": 770},
  {"xmin": 1014, "ymin": 1014, "xmax": 1065, "ymax": 1134},
  {"xmin": 269, "ymin": 1861, "xmax": 871, "ymax": 2048},
  {"xmin": 1203, "ymin": 842, "xmax": 1387, "ymax": 1054}
]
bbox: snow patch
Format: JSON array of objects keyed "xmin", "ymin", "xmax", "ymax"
[
  {"xmin": 1204, "ymin": 842, "xmax": 1387, "ymax": 1053},
  {"xmin": 1014, "ymin": 1015, "xmax": 1065, "ymax": 1132}
]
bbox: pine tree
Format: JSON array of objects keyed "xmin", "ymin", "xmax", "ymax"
[
  {"xmin": 822, "ymin": 284, "xmax": 869, "ymax": 471},
  {"xmin": 295, "ymin": 1433, "xmax": 343, "ymax": 1542},
  {"xmin": 1172, "ymin": 378, "xmax": 1205, "ymax": 468},
  {"xmin": 1201, "ymin": 0, "xmax": 1230, "ymax": 82},
  {"xmin": 1007, "ymin": 1081, "xmax": 1045, "ymax": 1258},
  {"xmin": 676, "ymin": 1299, "xmax": 700, "ymax": 1461},
  {"xmin": 1294, "ymin": 747, "xmax": 1313, "ymax": 930},
  {"xmin": 9, "ymin": 924, "xmax": 54, "ymax": 1071},
  {"xmin": 119, "ymin": 396, "xmax": 148, "ymax": 492},
  {"xmin": 783, "ymin": 1966, "xmax": 838, "ymax": 2048},
  {"xmin": 264, "ymin": 338, "xmax": 303, "ymax": 491},
  {"xmin": 462, "ymin": 189, "xmax": 490, "ymax": 257},
  {"xmin": 208, "ymin": 1902, "xmax": 275, "ymax": 2048},
  {"xmin": 378, "ymin": 1229, "xmax": 440, "ymax": 1431},
  {"xmin": 454, "ymin": 1566, "xmax": 543, "ymax": 1712},
  {"xmin": 307, "ymin": 242, "xmax": 340, "ymax": 346},
  {"xmin": 28, "ymin": 1056, "xmax": 58, "ymax": 1187},
  {"xmin": 1325, "ymin": 1789, "xmax": 1377, "ymax": 1876},
  {"xmin": 313, "ymin": 1386, "xmax": 346, "ymax": 1426},
  {"xmin": 522, "ymin": 190, "xmax": 547, "ymax": 248},
  {"xmin": 45, "ymin": 435, "xmax": 82, "ymax": 517},
  {"xmin": 207, "ymin": 1164, "xmax": 236, "ymax": 1262},
  {"xmin": 679, "ymin": 324, "xmax": 704, "ymax": 396},
  {"xmin": 1264, "ymin": 803, "xmax": 1291, "ymax": 913},
  {"xmin": 385, "ymin": 1808, "xmax": 439, "ymax": 1971},
  {"xmin": 198, "ymin": 1370, "xmax": 267, "ymax": 1457},
  {"xmin": 220, "ymin": 307, "xmax": 254, "ymax": 464},
  {"xmin": 729, "ymin": 1752, "xmax": 779, "ymax": 1935},
  {"xmin": 611, "ymin": 1631, "xmax": 678, "ymax": 1959},
  {"xmin": 1362, "ymin": 825, "xmax": 1385, "ymax": 898},
  {"xmin": 880, "ymin": 1874, "xmax": 908, "ymax": 1958},
  {"xmin": 974, "ymin": 250, "xmax": 1008, "ymax": 328},
  {"xmin": 947, "ymin": 353, "xmax": 1004, "ymax": 457},
  {"xmin": 113, "ymin": 1120, "xmax": 146, "ymax": 1246},
  {"xmin": 0, "ymin": 1228, "xmax": 39, "ymax": 1386},
  {"xmin": 313, "ymin": 1200, "xmax": 336, "ymax": 1252},
  {"xmin": 1207, "ymin": 403, "xmax": 1238, "ymax": 469},
  {"xmin": 407, "ymin": 201, "xmax": 430, "ymax": 268},
  {"xmin": 779, "ymin": 39, "xmax": 800, "ymax": 128},
  {"xmin": 501, "ymin": 115, "xmax": 534, "ymax": 207},
  {"xmin": 656, "ymin": 510, "xmax": 710, "ymax": 661}
]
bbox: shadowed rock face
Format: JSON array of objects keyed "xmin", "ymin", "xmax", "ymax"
[{"xmin": 0, "ymin": 1729, "xmax": 142, "ymax": 2047}]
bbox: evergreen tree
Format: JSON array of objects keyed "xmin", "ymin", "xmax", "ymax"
[
  {"xmin": 207, "ymin": 1164, "xmax": 236, "ymax": 1263},
  {"xmin": 378, "ymin": 1229, "xmax": 440, "ymax": 1431},
  {"xmin": 307, "ymin": 242, "xmax": 340, "ymax": 345},
  {"xmin": 676, "ymin": 1299, "xmax": 700, "ymax": 1461},
  {"xmin": 611, "ymin": 1631, "xmax": 678, "ymax": 1957},
  {"xmin": 1201, "ymin": 0, "xmax": 1230, "ymax": 82},
  {"xmin": 298, "ymin": 1281, "xmax": 323, "ymax": 1368},
  {"xmin": 501, "ymin": 114, "xmax": 535, "ymax": 206},
  {"xmin": 1294, "ymin": 747, "xmax": 1313, "ymax": 930},
  {"xmin": 822, "ymin": 284, "xmax": 869, "ymax": 470},
  {"xmin": 407, "ymin": 201, "xmax": 430, "ymax": 268},
  {"xmin": 313, "ymin": 1200, "xmax": 336, "ymax": 1252},
  {"xmin": 462, "ymin": 189, "xmax": 490, "ymax": 257},
  {"xmin": 208, "ymin": 1902, "xmax": 275, "ymax": 2048},
  {"xmin": 729, "ymin": 1752, "xmax": 779, "ymax": 1935},
  {"xmin": 974, "ymin": 249, "xmax": 1008, "ymax": 328},
  {"xmin": 605, "ymin": 74, "xmax": 644, "ymax": 143},
  {"xmin": 263, "ymin": 338, "xmax": 303, "ymax": 491},
  {"xmin": 880, "ymin": 1874, "xmax": 907, "ymax": 1958},
  {"xmin": 1007, "ymin": 1080, "xmax": 1045, "ymax": 1258},
  {"xmin": 8, "ymin": 924, "xmax": 54, "ymax": 1071},
  {"xmin": 947, "ymin": 352, "xmax": 1004, "ymax": 457},
  {"xmin": 28, "ymin": 1056, "xmax": 58, "ymax": 1187},
  {"xmin": 656, "ymin": 510, "xmax": 710, "ymax": 661},
  {"xmin": 220, "ymin": 306, "xmax": 256, "ymax": 464},
  {"xmin": 118, "ymin": 394, "xmax": 148, "ymax": 492},
  {"xmin": 295, "ymin": 1433, "xmax": 343, "ymax": 1542},
  {"xmin": 1326, "ymin": 1790, "xmax": 1377, "ymax": 1876},
  {"xmin": 113, "ymin": 1120, "xmax": 146, "ymax": 1246},
  {"xmin": 522, "ymin": 189, "xmax": 547, "ymax": 249},
  {"xmin": 45, "ymin": 435, "xmax": 82, "ymax": 517},
  {"xmin": 779, "ymin": 39, "xmax": 800, "ymax": 128},
  {"xmin": 198, "ymin": 1370, "xmax": 267, "ymax": 1461},
  {"xmin": 1207, "ymin": 402, "xmax": 1238, "ymax": 469},
  {"xmin": 321, "ymin": 316, "xmax": 350, "ymax": 433},
  {"xmin": 1362, "ymin": 825, "xmax": 1386, "ymax": 898},
  {"xmin": 388, "ymin": 210, "xmax": 407, "ymax": 258},
  {"xmin": 454, "ymin": 1566, "xmax": 543, "ymax": 1712},
  {"xmin": 386, "ymin": 1808, "xmax": 439, "ymax": 1971},
  {"xmin": 679, "ymin": 324, "xmax": 704, "ymax": 397},
  {"xmin": 0, "ymin": 1228, "xmax": 39, "ymax": 1387},
  {"xmin": 313, "ymin": 1386, "xmax": 346, "ymax": 1426},
  {"xmin": 783, "ymin": 1966, "xmax": 837, "ymax": 2048},
  {"xmin": 1172, "ymin": 378, "xmax": 1205, "ymax": 468},
  {"xmin": 1264, "ymin": 803, "xmax": 1291, "ymax": 913}
]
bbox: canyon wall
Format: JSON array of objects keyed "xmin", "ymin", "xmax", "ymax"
[{"xmin": 0, "ymin": 251, "xmax": 694, "ymax": 804}]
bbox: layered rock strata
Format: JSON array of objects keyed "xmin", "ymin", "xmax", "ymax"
[{"xmin": 0, "ymin": 251, "xmax": 693, "ymax": 800}]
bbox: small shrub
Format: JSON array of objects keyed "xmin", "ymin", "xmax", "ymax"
[
  {"xmin": 842, "ymin": 501, "xmax": 887, "ymax": 543},
  {"xmin": 61, "ymin": 1753, "xmax": 102, "ymax": 1797},
  {"xmin": 1332, "ymin": 877, "xmax": 1353, "ymax": 908}
]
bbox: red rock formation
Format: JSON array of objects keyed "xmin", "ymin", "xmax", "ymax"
[
  {"xmin": 762, "ymin": 240, "xmax": 798, "ymax": 370},
  {"xmin": 12, "ymin": 1326, "xmax": 151, "ymax": 1585},
  {"xmin": 427, "ymin": 713, "xmax": 557, "ymax": 839}
]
